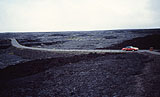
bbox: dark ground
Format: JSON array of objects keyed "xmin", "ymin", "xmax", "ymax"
[
  {"xmin": 0, "ymin": 30, "xmax": 160, "ymax": 97},
  {"xmin": 97, "ymin": 34, "xmax": 160, "ymax": 50},
  {"xmin": 0, "ymin": 52, "xmax": 160, "ymax": 97}
]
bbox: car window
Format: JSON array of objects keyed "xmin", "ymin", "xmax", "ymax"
[{"xmin": 126, "ymin": 46, "xmax": 132, "ymax": 48}]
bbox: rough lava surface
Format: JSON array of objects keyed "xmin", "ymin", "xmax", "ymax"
[{"xmin": 0, "ymin": 29, "xmax": 160, "ymax": 97}]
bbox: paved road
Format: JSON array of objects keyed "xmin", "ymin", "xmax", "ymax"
[
  {"xmin": 11, "ymin": 38, "xmax": 160, "ymax": 55},
  {"xmin": 138, "ymin": 50, "xmax": 160, "ymax": 56}
]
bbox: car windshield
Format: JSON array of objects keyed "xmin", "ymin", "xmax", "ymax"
[{"xmin": 126, "ymin": 46, "xmax": 133, "ymax": 48}]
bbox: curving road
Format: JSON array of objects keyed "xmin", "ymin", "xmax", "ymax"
[{"xmin": 11, "ymin": 38, "xmax": 160, "ymax": 55}]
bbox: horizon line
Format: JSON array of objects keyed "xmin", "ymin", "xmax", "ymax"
[{"xmin": 1, "ymin": 27, "xmax": 160, "ymax": 33}]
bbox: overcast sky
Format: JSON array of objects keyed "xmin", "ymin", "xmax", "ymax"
[{"xmin": 0, "ymin": 0, "xmax": 160, "ymax": 32}]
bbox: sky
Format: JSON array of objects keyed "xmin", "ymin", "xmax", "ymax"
[{"xmin": 0, "ymin": 0, "xmax": 160, "ymax": 32}]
